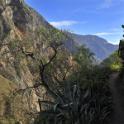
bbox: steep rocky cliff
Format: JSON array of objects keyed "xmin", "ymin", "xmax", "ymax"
[
  {"xmin": 0, "ymin": 0, "xmax": 52, "ymax": 82},
  {"xmin": 0, "ymin": 0, "xmax": 73, "ymax": 123}
]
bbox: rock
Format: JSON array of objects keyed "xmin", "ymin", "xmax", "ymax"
[
  {"xmin": 0, "ymin": 0, "xmax": 73, "ymax": 123},
  {"xmin": 0, "ymin": 0, "xmax": 52, "ymax": 123}
]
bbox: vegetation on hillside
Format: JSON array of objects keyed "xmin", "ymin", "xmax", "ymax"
[
  {"xmin": 4, "ymin": 24, "xmax": 117, "ymax": 124},
  {"xmin": 102, "ymin": 51, "xmax": 122, "ymax": 71},
  {"xmin": 23, "ymin": 31, "xmax": 113, "ymax": 124},
  {"xmin": 1, "ymin": 26, "xmax": 118, "ymax": 124},
  {"xmin": 0, "ymin": 0, "xmax": 122, "ymax": 124}
]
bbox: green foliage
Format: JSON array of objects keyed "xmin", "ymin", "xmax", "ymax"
[
  {"xmin": 34, "ymin": 43, "xmax": 113, "ymax": 124},
  {"xmin": 35, "ymin": 82, "xmax": 112, "ymax": 124},
  {"xmin": 73, "ymin": 45, "xmax": 94, "ymax": 68},
  {"xmin": 9, "ymin": 40, "xmax": 25, "ymax": 61},
  {"xmin": 37, "ymin": 27, "xmax": 66, "ymax": 45},
  {"xmin": 0, "ymin": 117, "xmax": 16, "ymax": 124},
  {"xmin": 69, "ymin": 45, "xmax": 97, "ymax": 87},
  {"xmin": 9, "ymin": 40, "xmax": 21, "ymax": 52},
  {"xmin": 102, "ymin": 51, "xmax": 122, "ymax": 71},
  {"xmin": 71, "ymin": 66, "xmax": 111, "ymax": 88}
]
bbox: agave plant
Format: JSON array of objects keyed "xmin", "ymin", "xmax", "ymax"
[
  {"xmin": 34, "ymin": 82, "xmax": 112, "ymax": 124},
  {"xmin": 33, "ymin": 43, "xmax": 113, "ymax": 124}
]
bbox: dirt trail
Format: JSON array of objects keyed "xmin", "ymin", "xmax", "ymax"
[{"xmin": 109, "ymin": 72, "xmax": 124, "ymax": 124}]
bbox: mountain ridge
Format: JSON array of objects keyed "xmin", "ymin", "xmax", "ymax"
[{"xmin": 66, "ymin": 32, "xmax": 118, "ymax": 60}]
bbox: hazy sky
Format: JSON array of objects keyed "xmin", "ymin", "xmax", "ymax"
[{"xmin": 25, "ymin": 0, "xmax": 124, "ymax": 44}]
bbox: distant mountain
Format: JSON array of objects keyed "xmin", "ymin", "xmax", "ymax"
[{"xmin": 67, "ymin": 33, "xmax": 118, "ymax": 60}]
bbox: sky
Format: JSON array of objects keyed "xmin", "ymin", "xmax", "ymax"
[{"xmin": 25, "ymin": 0, "xmax": 124, "ymax": 45}]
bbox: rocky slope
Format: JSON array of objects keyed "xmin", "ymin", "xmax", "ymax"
[{"xmin": 0, "ymin": 0, "xmax": 74, "ymax": 123}]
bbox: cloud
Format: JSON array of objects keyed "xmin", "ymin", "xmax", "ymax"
[
  {"xmin": 95, "ymin": 27, "xmax": 123, "ymax": 37},
  {"xmin": 50, "ymin": 21, "xmax": 79, "ymax": 27},
  {"xmin": 94, "ymin": 32, "xmax": 118, "ymax": 36},
  {"xmin": 111, "ymin": 28, "xmax": 121, "ymax": 32},
  {"xmin": 100, "ymin": 0, "xmax": 113, "ymax": 9}
]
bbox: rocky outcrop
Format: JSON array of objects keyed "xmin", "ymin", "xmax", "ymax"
[
  {"xmin": 0, "ymin": 0, "xmax": 55, "ymax": 123},
  {"xmin": 0, "ymin": 0, "xmax": 51, "ymax": 41},
  {"xmin": 0, "ymin": 0, "xmax": 73, "ymax": 123}
]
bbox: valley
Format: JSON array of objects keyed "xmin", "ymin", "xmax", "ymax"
[{"xmin": 0, "ymin": 0, "xmax": 123, "ymax": 124}]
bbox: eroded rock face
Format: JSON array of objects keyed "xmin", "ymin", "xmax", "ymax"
[
  {"xmin": 0, "ymin": 16, "xmax": 10, "ymax": 40},
  {"xmin": 0, "ymin": 0, "xmax": 73, "ymax": 123},
  {"xmin": 0, "ymin": 0, "xmax": 52, "ymax": 123},
  {"xmin": 0, "ymin": 0, "xmax": 49, "ymax": 41},
  {"xmin": 0, "ymin": 0, "xmax": 51, "ymax": 82}
]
